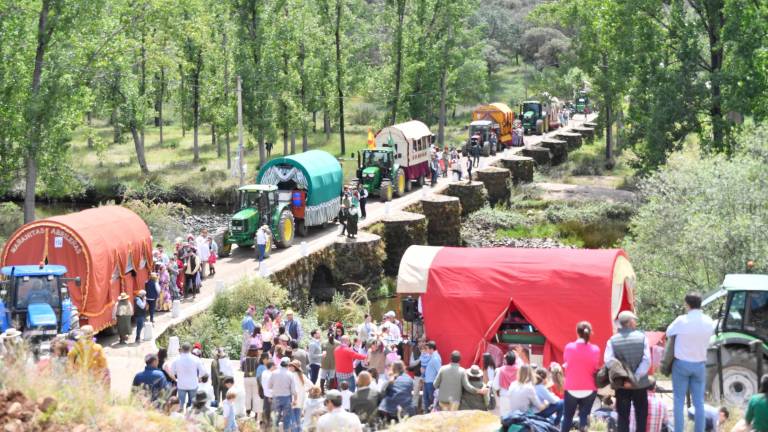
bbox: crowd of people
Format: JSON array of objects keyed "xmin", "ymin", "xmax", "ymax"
[
  {"xmin": 120, "ymin": 292, "xmax": 768, "ymax": 432},
  {"xmin": 112, "ymin": 228, "xmax": 218, "ymax": 344}
]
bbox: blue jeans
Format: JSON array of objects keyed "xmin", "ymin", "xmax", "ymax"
[
  {"xmin": 257, "ymin": 244, "xmax": 266, "ymax": 262},
  {"xmin": 135, "ymin": 315, "xmax": 145, "ymax": 342},
  {"xmin": 539, "ymin": 399, "xmax": 564, "ymax": 425},
  {"xmin": 290, "ymin": 407, "xmax": 302, "ymax": 432},
  {"xmin": 561, "ymin": 391, "xmax": 597, "ymax": 432},
  {"xmin": 273, "ymin": 395, "xmax": 292, "ymax": 430},
  {"xmin": 423, "ymin": 381, "xmax": 435, "ymax": 412},
  {"xmin": 673, "ymin": 359, "xmax": 706, "ymax": 432},
  {"xmin": 178, "ymin": 388, "xmax": 197, "ymax": 410}
]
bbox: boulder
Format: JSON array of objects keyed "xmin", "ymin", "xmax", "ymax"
[
  {"xmin": 540, "ymin": 139, "xmax": 568, "ymax": 165},
  {"xmin": 381, "ymin": 212, "xmax": 427, "ymax": 276},
  {"xmin": 555, "ymin": 131, "xmax": 583, "ymax": 151},
  {"xmin": 475, "ymin": 166, "xmax": 511, "ymax": 205},
  {"xmin": 522, "ymin": 146, "xmax": 552, "ymax": 166},
  {"xmin": 445, "ymin": 181, "xmax": 488, "ymax": 216},
  {"xmin": 420, "ymin": 195, "xmax": 462, "ymax": 246},
  {"xmin": 494, "ymin": 155, "xmax": 534, "ymax": 184}
]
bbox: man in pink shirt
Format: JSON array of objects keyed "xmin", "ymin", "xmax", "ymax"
[{"xmin": 334, "ymin": 335, "xmax": 368, "ymax": 392}]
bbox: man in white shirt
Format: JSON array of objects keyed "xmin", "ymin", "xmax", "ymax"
[
  {"xmin": 172, "ymin": 342, "xmax": 207, "ymax": 411},
  {"xmin": 666, "ymin": 292, "xmax": 714, "ymax": 432},
  {"xmin": 196, "ymin": 229, "xmax": 211, "ymax": 278},
  {"xmin": 255, "ymin": 225, "xmax": 269, "ymax": 265},
  {"xmin": 381, "ymin": 311, "xmax": 401, "ymax": 347},
  {"xmin": 317, "ymin": 390, "xmax": 363, "ymax": 432}
]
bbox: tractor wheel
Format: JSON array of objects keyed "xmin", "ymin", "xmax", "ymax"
[
  {"xmin": 482, "ymin": 144, "xmax": 490, "ymax": 157},
  {"xmin": 405, "ymin": 173, "xmax": 413, "ymax": 192},
  {"xmin": 710, "ymin": 349, "xmax": 759, "ymax": 406},
  {"xmin": 395, "ymin": 169, "xmax": 406, "ymax": 197},
  {"xmin": 219, "ymin": 232, "xmax": 232, "ymax": 257},
  {"xmin": 536, "ymin": 119, "xmax": 544, "ymax": 135},
  {"xmin": 417, "ymin": 174, "xmax": 426, "ymax": 187},
  {"xmin": 276, "ymin": 209, "xmax": 295, "ymax": 248},
  {"xmin": 296, "ymin": 219, "xmax": 308, "ymax": 237},
  {"xmin": 381, "ymin": 181, "xmax": 393, "ymax": 202}
]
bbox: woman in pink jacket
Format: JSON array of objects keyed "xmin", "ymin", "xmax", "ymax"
[{"xmin": 561, "ymin": 321, "xmax": 601, "ymax": 432}]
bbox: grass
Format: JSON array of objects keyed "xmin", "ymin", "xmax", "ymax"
[{"xmin": 496, "ymin": 223, "xmax": 585, "ymax": 247}]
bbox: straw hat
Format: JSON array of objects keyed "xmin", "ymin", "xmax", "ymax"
[
  {"xmin": 467, "ymin": 365, "xmax": 483, "ymax": 379},
  {"xmin": 2, "ymin": 328, "xmax": 22, "ymax": 339},
  {"xmin": 289, "ymin": 359, "xmax": 303, "ymax": 371},
  {"xmin": 118, "ymin": 292, "xmax": 130, "ymax": 301},
  {"xmin": 80, "ymin": 325, "xmax": 95, "ymax": 338}
]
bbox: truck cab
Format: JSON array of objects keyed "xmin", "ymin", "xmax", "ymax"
[
  {"xmin": 0, "ymin": 265, "xmax": 78, "ymax": 343},
  {"xmin": 575, "ymin": 94, "xmax": 590, "ymax": 114},
  {"xmin": 705, "ymin": 274, "xmax": 768, "ymax": 405}
]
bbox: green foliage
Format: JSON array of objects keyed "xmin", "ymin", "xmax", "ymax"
[
  {"xmin": 210, "ymin": 277, "xmax": 290, "ymax": 320},
  {"xmin": 466, "ymin": 205, "xmax": 529, "ymax": 230},
  {"xmin": 545, "ymin": 201, "xmax": 635, "ymax": 226},
  {"xmin": 120, "ymin": 199, "xmax": 189, "ymax": 245},
  {"xmin": 624, "ymin": 122, "xmax": 768, "ymax": 329},
  {"xmin": 0, "ymin": 202, "xmax": 23, "ymax": 248},
  {"xmin": 315, "ymin": 285, "xmax": 370, "ymax": 329}
]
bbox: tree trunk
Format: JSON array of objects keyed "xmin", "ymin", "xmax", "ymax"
[
  {"xmin": 140, "ymin": 33, "xmax": 146, "ymax": 149},
  {"xmin": 24, "ymin": 0, "xmax": 52, "ymax": 223},
  {"xmin": 335, "ymin": 0, "xmax": 345, "ymax": 155},
  {"xmin": 312, "ymin": 111, "xmax": 317, "ymax": 133},
  {"xmin": 283, "ymin": 125, "xmax": 288, "ymax": 156},
  {"xmin": 159, "ymin": 67, "xmax": 164, "ymax": 146},
  {"xmin": 87, "ymin": 111, "xmax": 94, "ymax": 148},
  {"xmin": 130, "ymin": 123, "xmax": 149, "ymax": 174},
  {"xmin": 290, "ymin": 130, "xmax": 296, "ymax": 155},
  {"xmin": 226, "ymin": 132, "xmax": 231, "ymax": 169},
  {"xmin": 180, "ymin": 63, "xmax": 185, "ymax": 137},
  {"xmin": 299, "ymin": 41, "xmax": 308, "ymax": 153},
  {"xmin": 388, "ymin": 0, "xmax": 406, "ymax": 125},
  {"xmin": 438, "ymin": 65, "xmax": 447, "ymax": 148},
  {"xmin": 705, "ymin": 0, "xmax": 726, "ymax": 152},
  {"xmin": 192, "ymin": 54, "xmax": 201, "ymax": 163},
  {"xmin": 214, "ymin": 124, "xmax": 219, "ymax": 157},
  {"xmin": 323, "ymin": 109, "xmax": 331, "ymax": 139},
  {"xmin": 112, "ymin": 107, "xmax": 121, "ymax": 144},
  {"xmin": 223, "ymin": 31, "xmax": 230, "ymax": 168},
  {"xmin": 258, "ymin": 130, "xmax": 266, "ymax": 169},
  {"xmin": 605, "ymin": 101, "xmax": 613, "ymax": 162}
]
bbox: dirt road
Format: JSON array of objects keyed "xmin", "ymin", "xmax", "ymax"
[{"xmin": 102, "ymin": 115, "xmax": 597, "ymax": 396}]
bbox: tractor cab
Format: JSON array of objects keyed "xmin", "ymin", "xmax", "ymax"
[
  {"xmin": 0, "ymin": 265, "xmax": 78, "ymax": 341},
  {"xmin": 227, "ymin": 184, "xmax": 279, "ymax": 247},
  {"xmin": 575, "ymin": 93, "xmax": 590, "ymax": 114},
  {"xmin": 469, "ymin": 120, "xmax": 493, "ymax": 144},
  {"xmin": 704, "ymin": 274, "xmax": 768, "ymax": 405},
  {"xmin": 520, "ymin": 101, "xmax": 549, "ymax": 135},
  {"xmin": 358, "ymin": 149, "xmax": 394, "ymax": 193}
]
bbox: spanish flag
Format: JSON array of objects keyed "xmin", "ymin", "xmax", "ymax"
[{"xmin": 367, "ymin": 129, "xmax": 375, "ymax": 149}]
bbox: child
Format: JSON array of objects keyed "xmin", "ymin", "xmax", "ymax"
[
  {"xmin": 198, "ymin": 374, "xmax": 216, "ymax": 408},
  {"xmin": 303, "ymin": 386, "xmax": 325, "ymax": 430},
  {"xmin": 222, "ymin": 388, "xmax": 238, "ymax": 432},
  {"xmin": 207, "ymin": 237, "xmax": 217, "ymax": 276},
  {"xmin": 340, "ymin": 381, "xmax": 352, "ymax": 411}
]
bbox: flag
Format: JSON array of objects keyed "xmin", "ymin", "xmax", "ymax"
[{"xmin": 367, "ymin": 129, "xmax": 375, "ymax": 149}]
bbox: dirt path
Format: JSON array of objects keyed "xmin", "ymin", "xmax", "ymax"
[
  {"xmin": 537, "ymin": 181, "xmax": 637, "ymax": 203},
  {"xmin": 102, "ymin": 115, "xmax": 598, "ymax": 396}
]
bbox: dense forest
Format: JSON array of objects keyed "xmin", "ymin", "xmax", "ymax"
[{"xmin": 1, "ymin": 0, "xmax": 767, "ymax": 225}]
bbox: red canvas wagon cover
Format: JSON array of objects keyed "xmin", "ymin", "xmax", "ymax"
[
  {"xmin": 397, "ymin": 246, "xmax": 636, "ymax": 367},
  {"xmin": 2, "ymin": 206, "xmax": 153, "ymax": 331}
]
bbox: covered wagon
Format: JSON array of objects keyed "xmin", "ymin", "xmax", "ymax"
[
  {"xmin": 1, "ymin": 206, "xmax": 153, "ymax": 332},
  {"xmin": 397, "ymin": 246, "xmax": 636, "ymax": 367}
]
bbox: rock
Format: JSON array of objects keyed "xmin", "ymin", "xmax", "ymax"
[
  {"xmin": 555, "ymin": 132, "xmax": 583, "ymax": 151},
  {"xmin": 494, "ymin": 156, "xmax": 534, "ymax": 184},
  {"xmin": 420, "ymin": 195, "xmax": 462, "ymax": 246},
  {"xmin": 540, "ymin": 139, "xmax": 568, "ymax": 165},
  {"xmin": 522, "ymin": 146, "xmax": 552, "ymax": 166},
  {"xmin": 333, "ymin": 232, "xmax": 385, "ymax": 291},
  {"xmin": 381, "ymin": 212, "xmax": 427, "ymax": 276},
  {"xmin": 573, "ymin": 127, "xmax": 595, "ymax": 142},
  {"xmin": 445, "ymin": 181, "xmax": 488, "ymax": 216},
  {"xmin": 37, "ymin": 396, "xmax": 57, "ymax": 414},
  {"xmin": 6, "ymin": 402, "xmax": 22, "ymax": 417},
  {"xmin": 4, "ymin": 420, "xmax": 22, "ymax": 432},
  {"xmin": 475, "ymin": 166, "xmax": 511, "ymax": 206}
]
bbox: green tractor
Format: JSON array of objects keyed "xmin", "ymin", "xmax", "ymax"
[
  {"xmin": 575, "ymin": 92, "xmax": 590, "ymax": 114},
  {"xmin": 704, "ymin": 274, "xmax": 768, "ymax": 406},
  {"xmin": 356, "ymin": 148, "xmax": 409, "ymax": 201},
  {"xmin": 520, "ymin": 100, "xmax": 550, "ymax": 135},
  {"xmin": 219, "ymin": 184, "xmax": 295, "ymax": 257}
]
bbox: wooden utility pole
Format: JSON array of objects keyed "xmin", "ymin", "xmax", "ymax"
[{"xmin": 237, "ymin": 75, "xmax": 245, "ymax": 186}]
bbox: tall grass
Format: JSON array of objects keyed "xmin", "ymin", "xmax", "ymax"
[{"xmin": 0, "ymin": 345, "xmax": 186, "ymax": 431}]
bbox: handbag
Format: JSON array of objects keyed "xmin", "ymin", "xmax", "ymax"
[{"xmin": 660, "ymin": 335, "xmax": 676, "ymax": 375}]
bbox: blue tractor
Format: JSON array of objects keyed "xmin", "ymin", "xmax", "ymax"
[{"xmin": 0, "ymin": 265, "xmax": 80, "ymax": 351}]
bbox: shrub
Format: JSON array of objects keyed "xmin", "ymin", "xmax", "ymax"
[
  {"xmin": 0, "ymin": 202, "xmax": 23, "ymax": 248},
  {"xmin": 625, "ymin": 123, "xmax": 768, "ymax": 328},
  {"xmin": 465, "ymin": 206, "xmax": 529, "ymax": 230},
  {"xmin": 545, "ymin": 201, "xmax": 635, "ymax": 225},
  {"xmin": 315, "ymin": 285, "xmax": 369, "ymax": 329},
  {"xmin": 120, "ymin": 199, "xmax": 189, "ymax": 246},
  {"xmin": 210, "ymin": 277, "xmax": 290, "ymax": 320}
]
